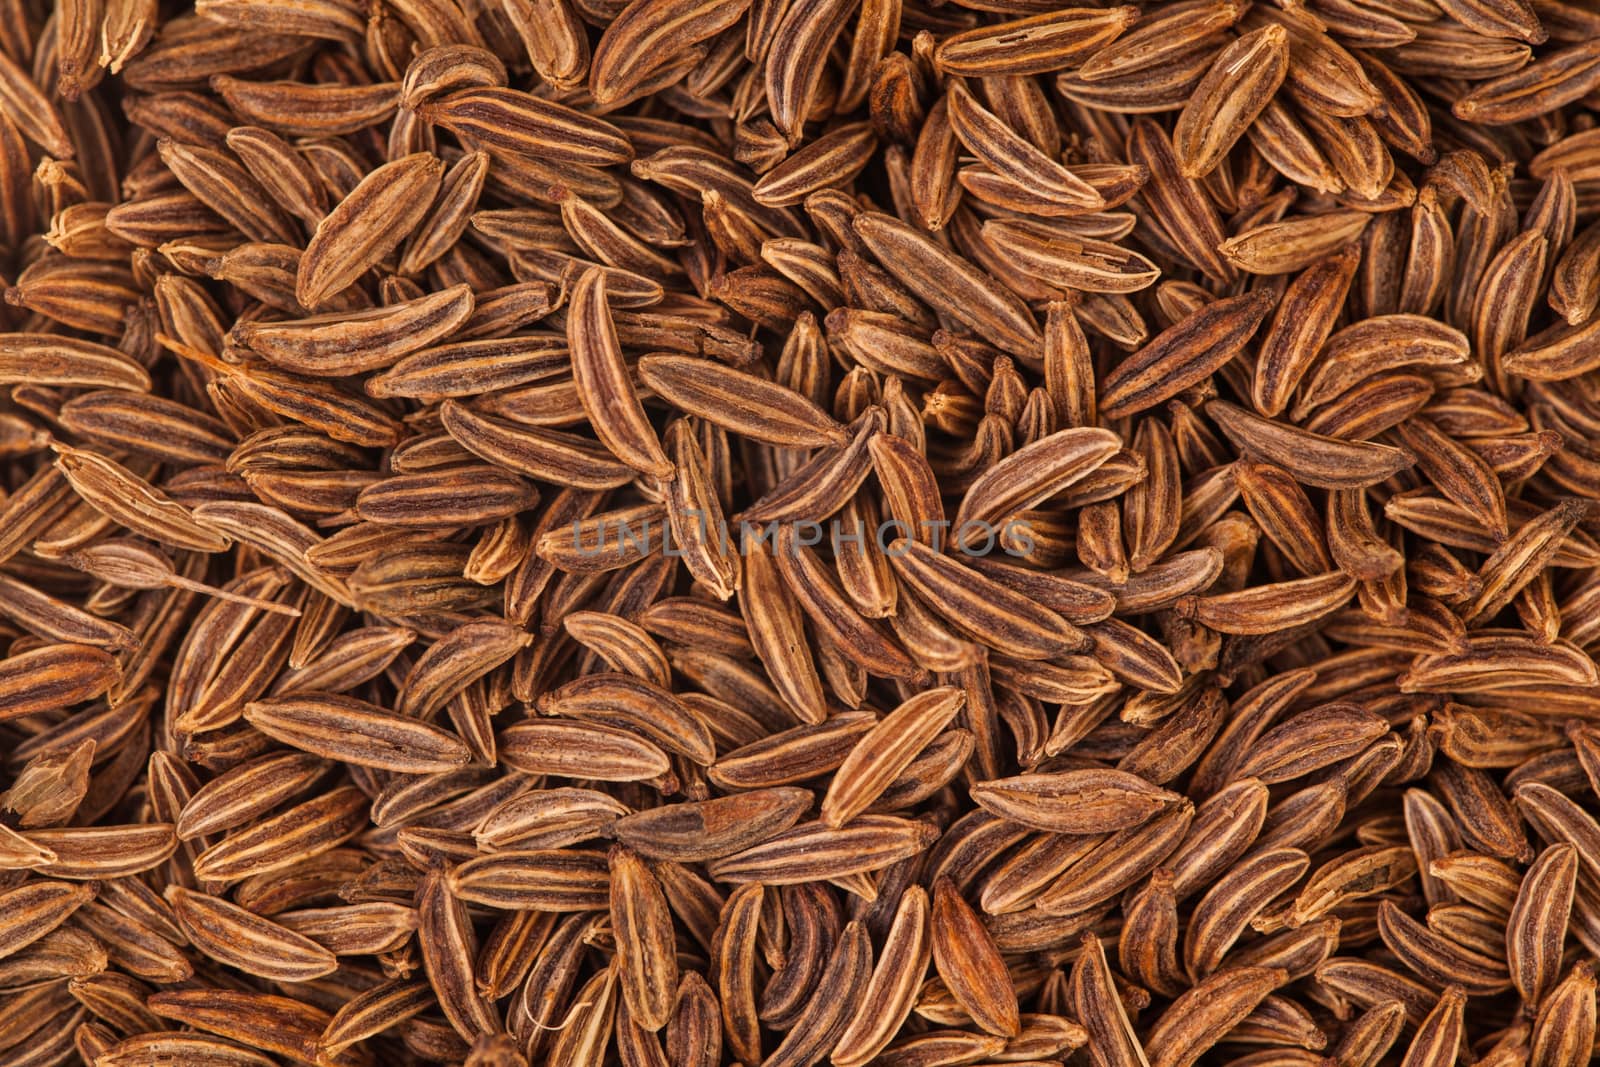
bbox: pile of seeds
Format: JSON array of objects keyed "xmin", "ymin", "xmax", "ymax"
[{"xmin": 4, "ymin": 0, "xmax": 1600, "ymax": 1064}]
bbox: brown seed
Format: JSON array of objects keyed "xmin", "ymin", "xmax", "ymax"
[
  {"xmin": 234, "ymin": 285, "xmax": 475, "ymax": 377},
  {"xmin": 501, "ymin": 720, "xmax": 673, "ymax": 782},
  {"xmin": 774, "ymin": 538, "xmax": 922, "ymax": 680},
  {"xmin": 1220, "ymin": 211, "xmax": 1372, "ymax": 275},
  {"xmin": 191, "ymin": 787, "xmax": 369, "ymax": 883},
  {"xmin": 853, "ymin": 211, "xmax": 1042, "ymax": 357},
  {"xmin": 1069, "ymin": 931, "xmax": 1152, "ymax": 1067},
  {"xmin": 1144, "ymin": 967, "xmax": 1286, "ymax": 1067},
  {"xmin": 1234, "ymin": 703, "xmax": 1390, "ymax": 785},
  {"xmin": 169, "ymin": 887, "xmax": 338, "ymax": 982},
  {"xmin": 706, "ymin": 816, "xmax": 938, "ymax": 883},
  {"xmin": 638, "ymin": 354, "xmax": 847, "ymax": 447},
  {"xmin": 175, "ymin": 751, "xmax": 332, "ymax": 840},
  {"xmin": 0, "ymin": 880, "xmax": 96, "ymax": 960},
  {"xmin": 1529, "ymin": 962, "xmax": 1597, "ymax": 1067},
  {"xmin": 1178, "ymin": 571, "xmax": 1357, "ymax": 635},
  {"xmin": 1377, "ymin": 900, "xmax": 1512, "ymax": 994},
  {"xmin": 982, "ymin": 220, "xmax": 1160, "ymax": 293},
  {"xmin": 931, "ymin": 877, "xmax": 1020, "ymax": 1037},
  {"xmin": 1507, "ymin": 842, "xmax": 1577, "ymax": 1009},
  {"xmin": 1099, "ymin": 292, "xmax": 1275, "ymax": 419},
  {"xmin": 954, "ymin": 426, "xmax": 1122, "ymax": 539},
  {"xmin": 0, "ymin": 643, "xmax": 121, "ymax": 721},
  {"xmin": 971, "ymin": 768, "xmax": 1184, "ymax": 833},
  {"xmin": 1173, "ymin": 26, "xmax": 1289, "ymax": 179},
  {"xmin": 440, "ymin": 400, "xmax": 638, "ymax": 490},
  {"xmin": 833, "ymin": 884, "xmax": 932, "ymax": 1066},
  {"xmin": 886, "ymin": 538, "xmax": 1088, "ymax": 660},
  {"xmin": 1207, "ymin": 400, "xmax": 1416, "ymax": 489},
  {"xmin": 1253, "ymin": 245, "xmax": 1362, "ymax": 418},
  {"xmin": 26, "ymin": 824, "xmax": 179, "ymax": 878},
  {"xmin": 934, "ymin": 8, "xmax": 1138, "ymax": 76},
  {"xmin": 1184, "ymin": 848, "xmax": 1308, "ymax": 978},
  {"xmin": 762, "ymin": 920, "xmax": 873, "ymax": 1067},
  {"xmin": 53, "ymin": 443, "xmax": 231, "ymax": 553},
  {"xmin": 568, "ymin": 265, "xmax": 674, "ymax": 478},
  {"xmin": 1397, "ymin": 986, "xmax": 1468, "ymax": 1067},
  {"xmin": 0, "ymin": 333, "xmax": 152, "ymax": 391},
  {"xmin": 297, "ymin": 153, "xmax": 444, "ymax": 309},
  {"xmin": 609, "ymin": 845, "xmax": 679, "ymax": 1032},
  {"xmin": 823, "ymin": 687, "xmax": 964, "ymax": 827},
  {"xmin": 145, "ymin": 989, "xmax": 334, "ymax": 1065},
  {"xmin": 417, "ymin": 870, "xmax": 498, "ymax": 1042},
  {"xmin": 1033, "ymin": 799, "xmax": 1194, "ymax": 915},
  {"xmin": 243, "ymin": 694, "xmax": 473, "ymax": 773}
]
